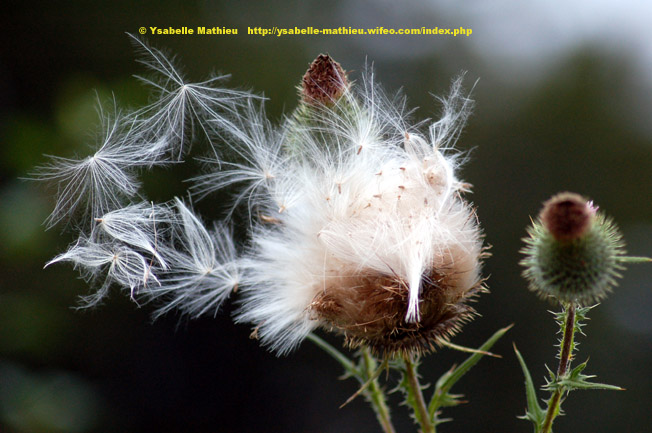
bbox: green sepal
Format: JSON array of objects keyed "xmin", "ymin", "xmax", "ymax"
[{"xmin": 514, "ymin": 344, "xmax": 546, "ymax": 432}]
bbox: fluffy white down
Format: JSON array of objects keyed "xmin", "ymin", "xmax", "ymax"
[
  {"xmin": 234, "ymin": 77, "xmax": 480, "ymax": 355},
  {"xmin": 38, "ymin": 38, "xmax": 479, "ymax": 356}
]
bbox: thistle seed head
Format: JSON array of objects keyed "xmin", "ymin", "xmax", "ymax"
[
  {"xmin": 37, "ymin": 36, "xmax": 485, "ymax": 356},
  {"xmin": 310, "ymin": 264, "xmax": 485, "ymax": 356}
]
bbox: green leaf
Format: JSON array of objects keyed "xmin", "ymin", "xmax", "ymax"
[
  {"xmin": 428, "ymin": 324, "xmax": 512, "ymax": 418},
  {"xmin": 514, "ymin": 344, "xmax": 545, "ymax": 432},
  {"xmin": 547, "ymin": 359, "xmax": 624, "ymax": 392}
]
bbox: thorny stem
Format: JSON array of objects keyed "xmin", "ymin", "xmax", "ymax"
[
  {"xmin": 556, "ymin": 303, "xmax": 576, "ymax": 378},
  {"xmin": 404, "ymin": 355, "xmax": 435, "ymax": 433},
  {"xmin": 541, "ymin": 303, "xmax": 576, "ymax": 433},
  {"xmin": 362, "ymin": 348, "xmax": 396, "ymax": 433}
]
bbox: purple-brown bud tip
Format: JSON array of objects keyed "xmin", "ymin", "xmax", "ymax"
[
  {"xmin": 302, "ymin": 54, "xmax": 349, "ymax": 106},
  {"xmin": 540, "ymin": 192, "xmax": 596, "ymax": 241}
]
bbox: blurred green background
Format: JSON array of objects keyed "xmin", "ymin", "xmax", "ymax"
[{"xmin": 2, "ymin": 1, "xmax": 651, "ymax": 432}]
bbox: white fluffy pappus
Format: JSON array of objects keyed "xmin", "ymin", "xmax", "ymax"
[
  {"xmin": 46, "ymin": 235, "xmax": 153, "ymax": 306},
  {"xmin": 38, "ymin": 38, "xmax": 485, "ymax": 356},
  {"xmin": 129, "ymin": 34, "xmax": 255, "ymax": 161},
  {"xmin": 33, "ymin": 103, "xmax": 145, "ymax": 229},
  {"xmin": 231, "ymin": 70, "xmax": 485, "ymax": 355},
  {"xmin": 147, "ymin": 199, "xmax": 240, "ymax": 319},
  {"xmin": 47, "ymin": 199, "xmax": 239, "ymax": 318}
]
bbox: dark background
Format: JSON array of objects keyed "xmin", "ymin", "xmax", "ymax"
[{"xmin": 2, "ymin": 1, "xmax": 652, "ymax": 432}]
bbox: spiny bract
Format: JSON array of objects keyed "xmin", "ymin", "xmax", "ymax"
[{"xmin": 520, "ymin": 193, "xmax": 626, "ymax": 305}]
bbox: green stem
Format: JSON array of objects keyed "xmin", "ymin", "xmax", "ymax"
[
  {"xmin": 404, "ymin": 355, "xmax": 435, "ymax": 433},
  {"xmin": 362, "ymin": 348, "xmax": 396, "ymax": 433},
  {"xmin": 306, "ymin": 333, "xmax": 356, "ymax": 375},
  {"xmin": 556, "ymin": 304, "xmax": 576, "ymax": 378},
  {"xmin": 541, "ymin": 303, "xmax": 576, "ymax": 433},
  {"xmin": 306, "ymin": 334, "xmax": 396, "ymax": 433}
]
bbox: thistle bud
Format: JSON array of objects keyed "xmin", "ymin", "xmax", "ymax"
[
  {"xmin": 520, "ymin": 192, "xmax": 625, "ymax": 304},
  {"xmin": 301, "ymin": 54, "xmax": 349, "ymax": 106}
]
